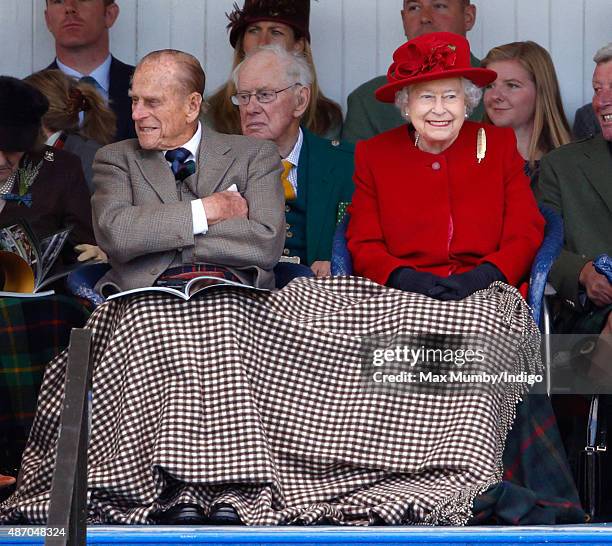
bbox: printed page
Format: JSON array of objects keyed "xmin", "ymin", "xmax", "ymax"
[{"xmin": 39, "ymin": 228, "xmax": 71, "ymax": 282}]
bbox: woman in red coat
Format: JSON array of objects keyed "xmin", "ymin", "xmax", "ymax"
[{"xmin": 346, "ymin": 32, "xmax": 544, "ymax": 300}]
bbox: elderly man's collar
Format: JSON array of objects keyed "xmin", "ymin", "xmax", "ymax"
[
  {"xmin": 284, "ymin": 126, "xmax": 303, "ymax": 166},
  {"xmin": 161, "ymin": 122, "xmax": 202, "ymax": 164}
]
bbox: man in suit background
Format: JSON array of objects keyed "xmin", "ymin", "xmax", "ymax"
[
  {"xmin": 92, "ymin": 49, "xmax": 285, "ymax": 295},
  {"xmin": 235, "ymin": 45, "xmax": 354, "ymax": 286},
  {"xmin": 342, "ymin": 0, "xmax": 482, "ymax": 143},
  {"xmin": 573, "ymin": 103, "xmax": 602, "ymax": 140},
  {"xmin": 538, "ymin": 40, "xmax": 612, "ymax": 344},
  {"xmin": 44, "ymin": 0, "xmax": 135, "ymax": 141}
]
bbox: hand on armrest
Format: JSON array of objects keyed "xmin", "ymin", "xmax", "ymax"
[{"xmin": 579, "ymin": 262, "xmax": 612, "ymax": 308}]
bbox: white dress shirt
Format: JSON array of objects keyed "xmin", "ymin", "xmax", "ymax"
[
  {"xmin": 162, "ymin": 122, "xmax": 209, "ymax": 235},
  {"xmin": 283, "ymin": 127, "xmax": 303, "ymax": 195},
  {"xmin": 56, "ymin": 54, "xmax": 111, "ymax": 102}
]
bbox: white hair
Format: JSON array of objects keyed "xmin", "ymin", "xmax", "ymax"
[
  {"xmin": 594, "ymin": 42, "xmax": 612, "ymax": 65},
  {"xmin": 232, "ymin": 43, "xmax": 313, "ymax": 89},
  {"xmin": 394, "ymin": 78, "xmax": 483, "ymax": 122}
]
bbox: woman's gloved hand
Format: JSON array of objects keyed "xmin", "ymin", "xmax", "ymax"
[
  {"xmin": 428, "ymin": 263, "xmax": 506, "ymax": 301},
  {"xmin": 387, "ymin": 267, "xmax": 443, "ymax": 296}
]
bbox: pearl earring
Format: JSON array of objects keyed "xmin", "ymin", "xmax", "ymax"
[{"xmin": 414, "ymin": 132, "xmax": 420, "ymax": 148}]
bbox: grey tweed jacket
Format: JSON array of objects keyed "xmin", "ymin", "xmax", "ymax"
[{"xmin": 91, "ymin": 126, "xmax": 285, "ymax": 293}]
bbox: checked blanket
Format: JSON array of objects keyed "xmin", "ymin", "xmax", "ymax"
[{"xmin": 1, "ymin": 277, "xmax": 543, "ymax": 525}]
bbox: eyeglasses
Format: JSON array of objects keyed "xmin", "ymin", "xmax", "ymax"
[{"xmin": 231, "ymin": 84, "xmax": 299, "ymax": 106}]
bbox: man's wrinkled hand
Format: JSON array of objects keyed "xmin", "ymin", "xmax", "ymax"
[
  {"xmin": 310, "ymin": 260, "xmax": 331, "ymax": 278},
  {"xmin": 202, "ymin": 192, "xmax": 248, "ymax": 225},
  {"xmin": 580, "ymin": 262, "xmax": 612, "ymax": 307},
  {"xmin": 75, "ymin": 244, "xmax": 108, "ymax": 263}
]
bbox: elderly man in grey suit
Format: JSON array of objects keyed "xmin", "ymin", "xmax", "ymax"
[{"xmin": 92, "ymin": 49, "xmax": 285, "ymax": 296}]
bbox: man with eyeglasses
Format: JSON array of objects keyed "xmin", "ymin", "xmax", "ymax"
[{"xmin": 234, "ymin": 44, "xmax": 354, "ymax": 286}]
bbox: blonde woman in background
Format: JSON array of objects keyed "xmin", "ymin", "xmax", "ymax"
[
  {"xmin": 481, "ymin": 41, "xmax": 571, "ymax": 184},
  {"xmin": 25, "ymin": 69, "xmax": 116, "ymax": 193},
  {"xmin": 206, "ymin": 0, "xmax": 343, "ymax": 139}
]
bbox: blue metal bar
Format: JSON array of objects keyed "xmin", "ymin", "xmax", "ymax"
[{"xmin": 5, "ymin": 525, "xmax": 612, "ymax": 545}]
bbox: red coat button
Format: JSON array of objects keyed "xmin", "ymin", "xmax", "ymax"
[{"xmin": 432, "ymin": 161, "xmax": 441, "ymax": 170}]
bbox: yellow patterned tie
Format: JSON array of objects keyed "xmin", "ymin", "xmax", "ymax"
[{"xmin": 281, "ymin": 159, "xmax": 296, "ymax": 201}]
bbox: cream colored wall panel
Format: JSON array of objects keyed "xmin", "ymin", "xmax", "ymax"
[
  {"xmin": 516, "ymin": 0, "xmax": 550, "ymax": 46},
  {"xmin": 136, "ymin": 0, "xmax": 172, "ymax": 59},
  {"xmin": 0, "ymin": 0, "xmax": 607, "ymax": 122},
  {"xmin": 551, "ymin": 0, "xmax": 585, "ymax": 122},
  {"xmin": 169, "ymin": 0, "xmax": 206, "ymax": 65},
  {"xmin": 478, "ymin": 0, "xmax": 517, "ymax": 59},
  {"xmin": 203, "ymin": 0, "xmax": 236, "ymax": 97},
  {"xmin": 376, "ymin": 0, "xmax": 407, "ymax": 76},
  {"xmin": 110, "ymin": 0, "xmax": 137, "ymax": 66},
  {"xmin": 583, "ymin": 0, "xmax": 612, "ymax": 104},
  {"xmin": 311, "ymin": 0, "xmax": 343, "ymax": 107},
  {"xmin": 0, "ymin": 1, "xmax": 33, "ymax": 77},
  {"xmin": 31, "ymin": 1, "xmax": 54, "ymax": 72},
  {"xmin": 468, "ymin": 1, "xmax": 484, "ymax": 58},
  {"xmin": 342, "ymin": 0, "xmax": 378, "ymax": 101}
]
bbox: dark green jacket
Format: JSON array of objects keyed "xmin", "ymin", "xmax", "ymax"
[
  {"xmin": 536, "ymin": 135, "xmax": 612, "ymax": 308},
  {"xmin": 341, "ymin": 53, "xmax": 483, "ymax": 143},
  {"xmin": 298, "ymin": 128, "xmax": 355, "ymax": 264}
]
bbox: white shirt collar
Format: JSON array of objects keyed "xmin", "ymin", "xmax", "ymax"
[
  {"xmin": 56, "ymin": 54, "xmax": 112, "ymax": 93},
  {"xmin": 283, "ymin": 127, "xmax": 303, "ymax": 167},
  {"xmin": 163, "ymin": 122, "xmax": 202, "ymax": 164},
  {"xmin": 45, "ymin": 131, "xmax": 63, "ymax": 147}
]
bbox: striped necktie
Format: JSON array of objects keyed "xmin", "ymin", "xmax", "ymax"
[{"xmin": 165, "ymin": 148, "xmax": 196, "ymax": 182}]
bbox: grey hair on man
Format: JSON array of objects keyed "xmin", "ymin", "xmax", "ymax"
[
  {"xmin": 594, "ymin": 42, "xmax": 612, "ymax": 64},
  {"xmin": 232, "ymin": 43, "xmax": 313, "ymax": 90},
  {"xmin": 394, "ymin": 79, "xmax": 483, "ymax": 122}
]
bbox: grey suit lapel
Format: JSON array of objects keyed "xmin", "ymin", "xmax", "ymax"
[
  {"xmin": 135, "ymin": 149, "xmax": 177, "ymax": 203},
  {"xmin": 195, "ymin": 126, "xmax": 235, "ymax": 196},
  {"xmin": 578, "ymin": 136, "xmax": 612, "ymax": 214}
]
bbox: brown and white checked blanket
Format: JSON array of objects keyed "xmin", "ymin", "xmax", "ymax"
[{"xmin": 0, "ymin": 277, "xmax": 542, "ymax": 525}]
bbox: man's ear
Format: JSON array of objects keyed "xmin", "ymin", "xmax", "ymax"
[
  {"xmin": 187, "ymin": 92, "xmax": 203, "ymax": 122},
  {"xmin": 105, "ymin": 2, "xmax": 120, "ymax": 29},
  {"xmin": 294, "ymin": 85, "xmax": 311, "ymax": 118},
  {"xmin": 463, "ymin": 4, "xmax": 476, "ymax": 33}
]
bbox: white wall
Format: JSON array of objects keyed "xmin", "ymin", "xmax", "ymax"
[{"xmin": 1, "ymin": 0, "xmax": 610, "ymax": 122}]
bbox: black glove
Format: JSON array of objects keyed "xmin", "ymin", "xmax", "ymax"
[
  {"xmin": 387, "ymin": 267, "xmax": 442, "ymax": 296},
  {"xmin": 428, "ymin": 263, "xmax": 507, "ymax": 301}
]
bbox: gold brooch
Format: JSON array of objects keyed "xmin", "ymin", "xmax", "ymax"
[{"xmin": 476, "ymin": 128, "xmax": 486, "ymax": 163}]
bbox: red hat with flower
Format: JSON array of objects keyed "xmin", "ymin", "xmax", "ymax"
[{"xmin": 375, "ymin": 32, "xmax": 497, "ymax": 103}]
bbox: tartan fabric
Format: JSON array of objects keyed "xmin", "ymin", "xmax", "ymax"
[
  {"xmin": 1, "ymin": 278, "xmax": 542, "ymax": 525},
  {"xmin": 156, "ymin": 265, "xmax": 241, "ymax": 287},
  {"xmin": 0, "ymin": 295, "xmax": 90, "ymax": 470},
  {"xmin": 468, "ymin": 394, "xmax": 585, "ymax": 524},
  {"xmin": 164, "ymin": 148, "xmax": 196, "ymax": 182}
]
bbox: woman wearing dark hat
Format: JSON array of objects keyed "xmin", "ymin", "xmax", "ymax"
[
  {"xmin": 0, "ymin": 77, "xmax": 99, "ymax": 483},
  {"xmin": 0, "ymin": 76, "xmax": 98, "ymax": 260},
  {"xmin": 346, "ymin": 32, "xmax": 545, "ymax": 299},
  {"xmin": 206, "ymin": 0, "xmax": 343, "ymax": 139}
]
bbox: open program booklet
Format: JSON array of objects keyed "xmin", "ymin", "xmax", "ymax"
[
  {"xmin": 106, "ymin": 274, "xmax": 269, "ymax": 302},
  {"xmin": 0, "ymin": 220, "xmax": 77, "ymax": 297}
]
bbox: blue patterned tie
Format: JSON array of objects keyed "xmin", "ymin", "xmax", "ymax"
[
  {"xmin": 79, "ymin": 75, "xmax": 104, "ymax": 96},
  {"xmin": 165, "ymin": 148, "xmax": 196, "ymax": 182}
]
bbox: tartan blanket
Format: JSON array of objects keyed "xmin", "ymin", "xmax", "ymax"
[
  {"xmin": 1, "ymin": 277, "xmax": 543, "ymax": 525},
  {"xmin": 0, "ymin": 295, "xmax": 90, "ymax": 472}
]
